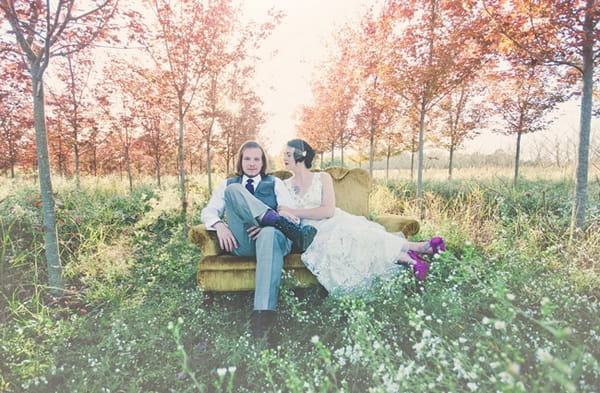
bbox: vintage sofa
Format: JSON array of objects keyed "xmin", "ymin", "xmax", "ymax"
[{"xmin": 189, "ymin": 167, "xmax": 420, "ymax": 291}]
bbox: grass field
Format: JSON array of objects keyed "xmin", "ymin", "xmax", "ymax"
[{"xmin": 0, "ymin": 166, "xmax": 599, "ymax": 393}]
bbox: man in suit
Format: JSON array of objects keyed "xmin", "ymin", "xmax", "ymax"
[{"xmin": 201, "ymin": 140, "xmax": 316, "ymax": 342}]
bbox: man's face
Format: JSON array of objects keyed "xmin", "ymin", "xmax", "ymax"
[{"xmin": 241, "ymin": 147, "xmax": 263, "ymax": 177}]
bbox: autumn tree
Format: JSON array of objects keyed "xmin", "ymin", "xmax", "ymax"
[
  {"xmin": 138, "ymin": 94, "xmax": 175, "ymax": 187},
  {"xmin": 298, "ymin": 59, "xmax": 357, "ymax": 167},
  {"xmin": 130, "ymin": 0, "xmax": 279, "ymax": 217},
  {"xmin": 385, "ymin": 0, "xmax": 492, "ymax": 203},
  {"xmin": 490, "ymin": 65, "xmax": 567, "ymax": 187},
  {"xmin": 380, "ymin": 122, "xmax": 409, "ymax": 181},
  {"xmin": 129, "ymin": 67, "xmax": 176, "ymax": 187},
  {"xmin": 350, "ymin": 7, "xmax": 402, "ymax": 175},
  {"xmin": 46, "ymin": 50, "xmax": 99, "ymax": 188},
  {"xmin": 478, "ymin": 0, "xmax": 600, "ymax": 232},
  {"xmin": 82, "ymin": 83, "xmax": 116, "ymax": 177},
  {"xmin": 83, "ymin": 125, "xmax": 108, "ymax": 177},
  {"xmin": 195, "ymin": 71, "xmax": 219, "ymax": 193},
  {"xmin": 432, "ymin": 82, "xmax": 487, "ymax": 180},
  {"xmin": 402, "ymin": 108, "xmax": 424, "ymax": 182},
  {"xmin": 115, "ymin": 100, "xmax": 136, "ymax": 191},
  {"xmin": 128, "ymin": 0, "xmax": 222, "ymax": 215},
  {"xmin": 217, "ymin": 85, "xmax": 265, "ymax": 176},
  {"xmin": 46, "ymin": 114, "xmax": 72, "ymax": 176},
  {"xmin": 0, "ymin": 60, "xmax": 32, "ymax": 177},
  {"xmin": 188, "ymin": 59, "xmax": 265, "ymax": 192},
  {"xmin": 0, "ymin": 0, "xmax": 116, "ymax": 295},
  {"xmin": 348, "ymin": 137, "xmax": 371, "ymax": 168},
  {"xmin": 296, "ymin": 105, "xmax": 333, "ymax": 166}
]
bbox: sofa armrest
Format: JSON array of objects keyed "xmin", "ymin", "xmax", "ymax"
[
  {"xmin": 373, "ymin": 214, "xmax": 420, "ymax": 237},
  {"xmin": 189, "ymin": 224, "xmax": 222, "ymax": 256}
]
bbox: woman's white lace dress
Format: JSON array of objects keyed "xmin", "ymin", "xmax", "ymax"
[{"xmin": 285, "ymin": 172, "xmax": 409, "ymax": 295}]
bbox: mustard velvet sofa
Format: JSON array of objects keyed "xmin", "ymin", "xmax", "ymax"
[{"xmin": 188, "ymin": 167, "xmax": 420, "ymax": 291}]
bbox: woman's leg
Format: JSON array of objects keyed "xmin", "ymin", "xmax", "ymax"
[
  {"xmin": 407, "ymin": 237, "xmax": 446, "ymax": 254},
  {"xmin": 396, "ymin": 250, "xmax": 429, "ymax": 281}
]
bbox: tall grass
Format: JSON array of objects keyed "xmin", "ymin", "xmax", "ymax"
[{"xmin": 0, "ymin": 169, "xmax": 598, "ymax": 393}]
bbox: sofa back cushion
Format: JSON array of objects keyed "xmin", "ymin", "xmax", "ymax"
[{"xmin": 270, "ymin": 166, "xmax": 371, "ymax": 217}]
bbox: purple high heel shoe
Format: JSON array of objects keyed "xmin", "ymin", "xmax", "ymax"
[
  {"xmin": 408, "ymin": 251, "xmax": 429, "ymax": 281},
  {"xmin": 428, "ymin": 237, "xmax": 446, "ymax": 254}
]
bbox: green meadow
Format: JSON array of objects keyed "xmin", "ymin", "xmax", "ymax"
[{"xmin": 1, "ymin": 169, "xmax": 598, "ymax": 393}]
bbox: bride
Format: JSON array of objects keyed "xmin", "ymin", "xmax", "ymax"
[{"xmin": 277, "ymin": 138, "xmax": 446, "ymax": 295}]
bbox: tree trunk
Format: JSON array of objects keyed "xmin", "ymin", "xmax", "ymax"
[
  {"xmin": 410, "ymin": 143, "xmax": 415, "ymax": 183},
  {"xmin": 330, "ymin": 141, "xmax": 335, "ymax": 164},
  {"xmin": 386, "ymin": 147, "xmax": 391, "ymax": 183},
  {"xmin": 340, "ymin": 133, "xmax": 345, "ymax": 167},
  {"xmin": 32, "ymin": 72, "xmax": 64, "ymax": 296},
  {"xmin": 206, "ymin": 119, "xmax": 215, "ymax": 195},
  {"xmin": 125, "ymin": 145, "xmax": 133, "ymax": 194},
  {"xmin": 417, "ymin": 103, "xmax": 426, "ymax": 201},
  {"xmin": 156, "ymin": 154, "xmax": 162, "ymax": 188},
  {"xmin": 369, "ymin": 126, "xmax": 375, "ymax": 176},
  {"xmin": 514, "ymin": 131, "xmax": 522, "ymax": 189},
  {"xmin": 74, "ymin": 140, "xmax": 81, "ymax": 189},
  {"xmin": 572, "ymin": 0, "xmax": 594, "ymax": 233},
  {"xmin": 448, "ymin": 144, "xmax": 455, "ymax": 181},
  {"xmin": 177, "ymin": 98, "xmax": 187, "ymax": 217},
  {"xmin": 206, "ymin": 133, "xmax": 213, "ymax": 195}
]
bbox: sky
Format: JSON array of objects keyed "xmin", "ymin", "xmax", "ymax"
[
  {"xmin": 243, "ymin": 1, "xmax": 585, "ymax": 159},
  {"xmin": 243, "ymin": 0, "xmax": 371, "ymax": 155}
]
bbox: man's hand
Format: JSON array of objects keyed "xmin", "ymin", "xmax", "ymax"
[
  {"xmin": 246, "ymin": 225, "xmax": 261, "ymax": 240},
  {"xmin": 215, "ymin": 222, "xmax": 238, "ymax": 252}
]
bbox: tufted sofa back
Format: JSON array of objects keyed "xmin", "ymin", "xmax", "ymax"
[{"xmin": 270, "ymin": 167, "xmax": 371, "ymax": 217}]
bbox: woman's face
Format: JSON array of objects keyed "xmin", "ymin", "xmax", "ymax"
[{"xmin": 283, "ymin": 146, "xmax": 297, "ymax": 170}]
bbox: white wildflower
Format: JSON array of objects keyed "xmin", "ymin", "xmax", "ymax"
[
  {"xmin": 508, "ymin": 363, "xmax": 521, "ymax": 375},
  {"xmin": 499, "ymin": 371, "xmax": 513, "ymax": 384},
  {"xmin": 536, "ymin": 348, "xmax": 554, "ymax": 364}
]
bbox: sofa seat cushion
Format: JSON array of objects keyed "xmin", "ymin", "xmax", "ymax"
[{"xmin": 197, "ymin": 253, "xmax": 318, "ymax": 291}]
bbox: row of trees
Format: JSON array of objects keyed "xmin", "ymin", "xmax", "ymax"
[
  {"xmin": 1, "ymin": 0, "xmax": 280, "ymax": 294},
  {"xmin": 1, "ymin": 1, "xmax": 280, "ymax": 188},
  {"xmin": 1, "ymin": 0, "xmax": 598, "ymax": 294},
  {"xmin": 296, "ymin": 0, "xmax": 598, "ymax": 233}
]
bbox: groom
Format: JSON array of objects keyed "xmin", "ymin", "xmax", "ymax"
[{"xmin": 200, "ymin": 140, "xmax": 316, "ymax": 342}]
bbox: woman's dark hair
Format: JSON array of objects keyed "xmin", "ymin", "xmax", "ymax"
[
  {"xmin": 236, "ymin": 140, "xmax": 268, "ymax": 177},
  {"xmin": 287, "ymin": 139, "xmax": 315, "ymax": 168}
]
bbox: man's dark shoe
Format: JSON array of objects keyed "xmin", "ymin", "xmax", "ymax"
[
  {"xmin": 273, "ymin": 217, "xmax": 317, "ymax": 252},
  {"xmin": 252, "ymin": 310, "xmax": 276, "ymax": 346}
]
